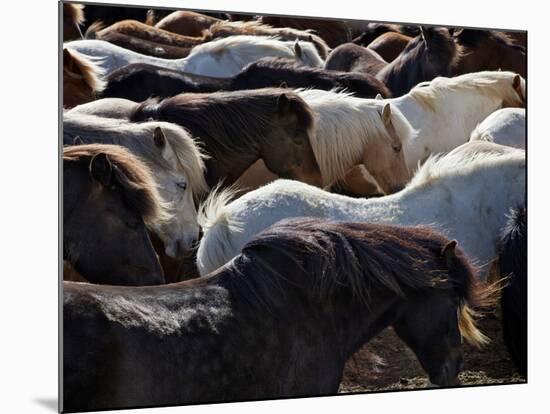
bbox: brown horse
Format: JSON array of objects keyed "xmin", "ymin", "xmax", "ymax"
[
  {"xmin": 63, "ymin": 219, "xmax": 496, "ymax": 412},
  {"xmin": 352, "ymin": 22, "xmax": 420, "ymax": 46},
  {"xmin": 154, "ymin": 10, "xmax": 221, "ymax": 37},
  {"xmin": 452, "ymin": 29, "xmax": 526, "ymax": 78},
  {"xmin": 63, "ymin": 48, "xmax": 105, "ymax": 108},
  {"xmin": 259, "ymin": 15, "xmax": 352, "ymax": 48},
  {"xmin": 327, "ymin": 27, "xmax": 460, "ymax": 96},
  {"xmin": 63, "ymin": 144, "xmax": 165, "ymax": 285},
  {"xmin": 129, "ymin": 89, "xmax": 322, "ymax": 188},
  {"xmin": 63, "ymin": 3, "xmax": 85, "ymax": 41},
  {"xmin": 368, "ymin": 32, "xmax": 413, "ymax": 62}
]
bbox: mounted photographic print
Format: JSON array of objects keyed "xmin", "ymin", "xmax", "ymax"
[{"xmin": 61, "ymin": 1, "xmax": 527, "ymax": 412}]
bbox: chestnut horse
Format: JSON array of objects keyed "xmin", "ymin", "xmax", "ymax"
[
  {"xmin": 63, "ymin": 219, "xmax": 495, "ymax": 411},
  {"xmin": 63, "ymin": 48, "xmax": 105, "ymax": 108},
  {"xmin": 63, "ymin": 144, "xmax": 165, "ymax": 285},
  {"xmin": 368, "ymin": 32, "xmax": 413, "ymax": 62},
  {"xmin": 154, "ymin": 10, "xmax": 220, "ymax": 37}
]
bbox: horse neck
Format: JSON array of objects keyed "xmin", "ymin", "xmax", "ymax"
[{"xmin": 204, "ymin": 145, "xmax": 260, "ymax": 187}]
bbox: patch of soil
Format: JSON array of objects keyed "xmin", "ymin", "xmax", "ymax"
[{"xmin": 338, "ymin": 307, "xmax": 525, "ymax": 393}]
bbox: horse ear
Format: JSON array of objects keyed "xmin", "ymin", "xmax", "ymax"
[
  {"xmin": 419, "ymin": 26, "xmax": 431, "ymax": 49},
  {"xmin": 513, "ymin": 74, "xmax": 522, "ymax": 94},
  {"xmin": 73, "ymin": 135, "xmax": 84, "ymax": 146},
  {"xmin": 375, "ymin": 93, "xmax": 383, "ymax": 100},
  {"xmin": 452, "ymin": 28, "xmax": 464, "ymax": 38},
  {"xmin": 381, "ymin": 104, "xmax": 392, "ymax": 126},
  {"xmin": 441, "ymin": 240, "xmax": 458, "ymax": 266},
  {"xmin": 294, "ymin": 41, "xmax": 302, "ymax": 59},
  {"xmin": 90, "ymin": 153, "xmax": 113, "ymax": 187},
  {"xmin": 153, "ymin": 127, "xmax": 166, "ymax": 148},
  {"xmin": 277, "ymin": 93, "xmax": 292, "ymax": 114}
]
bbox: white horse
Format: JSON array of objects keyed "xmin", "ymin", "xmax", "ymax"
[
  {"xmin": 64, "ymin": 36, "xmax": 323, "ymax": 76},
  {"xmin": 197, "ymin": 142, "xmax": 525, "ymax": 279},
  {"xmin": 469, "ymin": 108, "xmax": 525, "ymax": 149},
  {"xmin": 380, "ymin": 71, "xmax": 525, "ymax": 171},
  {"xmin": 237, "ymin": 89, "xmax": 415, "ymax": 197},
  {"xmin": 63, "ymin": 112, "xmax": 209, "ymax": 258}
]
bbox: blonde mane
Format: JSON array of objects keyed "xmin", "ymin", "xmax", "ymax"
[
  {"xmin": 63, "ymin": 113, "xmax": 209, "ymax": 199},
  {"xmin": 298, "ymin": 89, "xmax": 415, "ymax": 185},
  {"xmin": 63, "ymin": 47, "xmax": 106, "ymax": 94},
  {"xmin": 408, "ymin": 71, "xmax": 525, "ymax": 112}
]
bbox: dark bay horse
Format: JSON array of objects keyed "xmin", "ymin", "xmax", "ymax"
[
  {"xmin": 129, "ymin": 89, "xmax": 322, "ymax": 188},
  {"xmin": 63, "ymin": 144, "xmax": 165, "ymax": 285},
  {"xmin": 452, "ymin": 29, "xmax": 526, "ymax": 78},
  {"xmin": 102, "ymin": 58, "xmax": 391, "ymax": 101},
  {"xmin": 498, "ymin": 205, "xmax": 527, "ymax": 376},
  {"xmin": 327, "ymin": 26, "xmax": 460, "ymax": 97},
  {"xmin": 63, "ymin": 219, "xmax": 495, "ymax": 412}
]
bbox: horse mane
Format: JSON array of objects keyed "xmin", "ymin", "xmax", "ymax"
[
  {"xmin": 63, "ymin": 143, "xmax": 167, "ymax": 225},
  {"xmin": 63, "ymin": 47, "xmax": 106, "ymax": 94},
  {"xmin": 297, "ymin": 88, "xmax": 414, "ymax": 185},
  {"xmin": 222, "ymin": 218, "xmax": 490, "ymax": 346},
  {"xmin": 408, "ymin": 71, "xmax": 525, "ymax": 112},
  {"xmin": 129, "ymin": 88, "xmax": 315, "ymax": 164},
  {"xmin": 63, "ymin": 113, "xmax": 209, "ymax": 199},
  {"xmin": 63, "ymin": 3, "xmax": 85, "ymax": 27},
  {"xmin": 406, "ymin": 141, "xmax": 525, "ymax": 190},
  {"xmin": 206, "ymin": 20, "xmax": 330, "ymax": 59}
]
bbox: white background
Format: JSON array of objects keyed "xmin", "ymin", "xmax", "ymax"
[{"xmin": 0, "ymin": 0, "xmax": 546, "ymax": 413}]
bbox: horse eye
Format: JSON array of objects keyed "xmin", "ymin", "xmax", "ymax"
[
  {"xmin": 392, "ymin": 144, "xmax": 402, "ymax": 153},
  {"xmin": 176, "ymin": 182, "xmax": 187, "ymax": 191}
]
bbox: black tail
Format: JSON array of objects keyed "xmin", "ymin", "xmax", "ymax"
[{"xmin": 499, "ymin": 205, "xmax": 527, "ymax": 376}]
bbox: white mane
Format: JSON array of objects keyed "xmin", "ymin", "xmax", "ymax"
[
  {"xmin": 409, "ymin": 71, "xmax": 525, "ymax": 112},
  {"xmin": 405, "ymin": 142, "xmax": 525, "ymax": 191},
  {"xmin": 63, "ymin": 112, "xmax": 209, "ymax": 198},
  {"xmin": 297, "ymin": 88, "xmax": 415, "ymax": 185}
]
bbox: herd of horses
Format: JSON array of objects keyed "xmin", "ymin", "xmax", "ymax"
[{"xmin": 61, "ymin": 3, "xmax": 527, "ymax": 412}]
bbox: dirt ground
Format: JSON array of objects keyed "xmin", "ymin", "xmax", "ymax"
[{"xmin": 338, "ymin": 307, "xmax": 525, "ymax": 393}]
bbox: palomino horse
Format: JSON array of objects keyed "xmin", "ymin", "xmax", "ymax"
[
  {"xmin": 63, "ymin": 48, "xmax": 105, "ymax": 108},
  {"xmin": 497, "ymin": 205, "xmax": 527, "ymax": 376},
  {"xmin": 367, "ymin": 32, "xmax": 413, "ymax": 62},
  {"xmin": 236, "ymin": 90, "xmax": 413, "ymax": 197},
  {"xmin": 63, "ymin": 112, "xmax": 209, "ymax": 258},
  {"xmin": 381, "ymin": 71, "xmax": 526, "ymax": 170},
  {"xmin": 63, "ymin": 218, "xmax": 494, "ymax": 411},
  {"xmin": 196, "ymin": 142, "xmax": 525, "ymax": 279},
  {"xmin": 452, "ymin": 29, "xmax": 526, "ymax": 78},
  {"xmin": 63, "ymin": 3, "xmax": 85, "ymax": 41},
  {"xmin": 101, "ymin": 58, "xmax": 391, "ymax": 102},
  {"xmin": 128, "ymin": 89, "xmax": 323, "ymax": 188},
  {"xmin": 154, "ymin": 10, "xmax": 221, "ymax": 37},
  {"xmin": 326, "ymin": 26, "xmax": 461, "ymax": 97},
  {"xmin": 65, "ymin": 36, "xmax": 324, "ymax": 76},
  {"xmin": 63, "ymin": 144, "xmax": 165, "ymax": 285},
  {"xmin": 470, "ymin": 108, "xmax": 525, "ymax": 150}
]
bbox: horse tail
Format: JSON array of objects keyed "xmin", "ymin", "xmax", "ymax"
[
  {"xmin": 499, "ymin": 205, "xmax": 527, "ymax": 375},
  {"xmin": 196, "ymin": 184, "xmax": 242, "ymax": 276},
  {"xmin": 85, "ymin": 21, "xmax": 105, "ymax": 39}
]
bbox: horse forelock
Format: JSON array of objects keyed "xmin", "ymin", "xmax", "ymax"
[
  {"xmin": 63, "ymin": 144, "xmax": 168, "ymax": 225},
  {"xmin": 64, "ymin": 48, "xmax": 106, "ymax": 94}
]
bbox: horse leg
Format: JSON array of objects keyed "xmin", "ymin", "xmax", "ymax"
[{"xmin": 330, "ymin": 164, "xmax": 385, "ymax": 197}]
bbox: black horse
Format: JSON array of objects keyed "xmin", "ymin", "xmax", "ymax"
[
  {"xmin": 498, "ymin": 205, "xmax": 527, "ymax": 376},
  {"xmin": 63, "ymin": 219, "xmax": 494, "ymax": 412}
]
